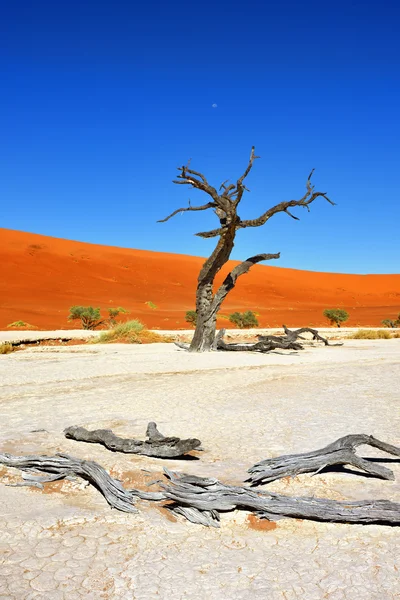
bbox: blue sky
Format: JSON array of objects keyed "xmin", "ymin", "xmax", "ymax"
[{"xmin": 1, "ymin": 0, "xmax": 399, "ymax": 273}]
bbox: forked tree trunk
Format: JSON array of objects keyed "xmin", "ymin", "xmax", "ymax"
[
  {"xmin": 189, "ymin": 229, "xmax": 236, "ymax": 352},
  {"xmin": 158, "ymin": 148, "xmax": 334, "ymax": 352}
]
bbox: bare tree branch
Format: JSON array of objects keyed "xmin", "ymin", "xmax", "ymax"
[
  {"xmin": 240, "ymin": 170, "xmax": 335, "ymax": 229},
  {"xmin": 212, "ymin": 253, "xmax": 280, "ymax": 310},
  {"xmin": 157, "ymin": 201, "xmax": 216, "ymax": 223},
  {"xmin": 173, "ymin": 161, "xmax": 220, "ymax": 203},
  {"xmin": 232, "ymin": 146, "xmax": 259, "ymax": 205},
  {"xmin": 194, "ymin": 170, "xmax": 335, "ymax": 238}
]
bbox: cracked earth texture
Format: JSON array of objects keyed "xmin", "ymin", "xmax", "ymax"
[{"xmin": 0, "ymin": 339, "xmax": 399, "ymax": 599}]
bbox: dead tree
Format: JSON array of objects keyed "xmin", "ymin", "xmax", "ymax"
[{"xmin": 159, "ymin": 148, "xmax": 334, "ymax": 352}]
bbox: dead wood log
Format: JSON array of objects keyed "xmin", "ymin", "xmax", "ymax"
[
  {"xmin": 215, "ymin": 328, "xmax": 303, "ymax": 352},
  {"xmin": 64, "ymin": 422, "xmax": 202, "ymax": 458},
  {"xmin": 0, "ymin": 452, "xmax": 138, "ymax": 512},
  {"xmin": 161, "ymin": 469, "xmax": 400, "ymax": 526},
  {"xmin": 175, "ymin": 326, "xmax": 339, "ymax": 353},
  {"xmin": 2, "ymin": 452, "xmax": 400, "ymax": 526},
  {"xmin": 258, "ymin": 325, "xmax": 343, "ymax": 347},
  {"xmin": 247, "ymin": 434, "xmax": 400, "ymax": 485}
]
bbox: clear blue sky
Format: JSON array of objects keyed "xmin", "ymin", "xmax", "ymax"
[{"xmin": 1, "ymin": 0, "xmax": 399, "ymax": 274}]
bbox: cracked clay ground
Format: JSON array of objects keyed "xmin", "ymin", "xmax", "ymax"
[{"xmin": 0, "ymin": 339, "xmax": 399, "ymax": 599}]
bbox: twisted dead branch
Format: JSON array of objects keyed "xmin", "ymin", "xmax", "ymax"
[
  {"xmin": 161, "ymin": 469, "xmax": 400, "ymax": 527},
  {"xmin": 247, "ymin": 434, "xmax": 400, "ymax": 486},
  {"xmin": 64, "ymin": 422, "xmax": 202, "ymax": 458}
]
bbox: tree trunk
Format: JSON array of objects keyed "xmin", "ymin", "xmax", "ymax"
[
  {"xmin": 189, "ymin": 229, "xmax": 236, "ymax": 352},
  {"xmin": 190, "ymin": 306, "xmax": 218, "ymax": 352}
]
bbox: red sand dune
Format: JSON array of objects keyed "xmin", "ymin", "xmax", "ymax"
[{"xmin": 1, "ymin": 228, "xmax": 399, "ymax": 330}]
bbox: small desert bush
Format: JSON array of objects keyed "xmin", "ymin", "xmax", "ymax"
[
  {"xmin": 382, "ymin": 314, "xmax": 400, "ymax": 328},
  {"xmin": 323, "ymin": 308, "xmax": 349, "ymax": 327},
  {"xmin": 93, "ymin": 319, "xmax": 170, "ymax": 344},
  {"xmin": 185, "ymin": 310, "xmax": 197, "ymax": 326},
  {"xmin": 145, "ymin": 301, "xmax": 157, "ymax": 310},
  {"xmin": 7, "ymin": 321, "xmax": 35, "ymax": 329},
  {"xmin": 0, "ymin": 343, "xmax": 14, "ymax": 355},
  {"xmin": 229, "ymin": 311, "xmax": 259, "ymax": 329},
  {"xmin": 68, "ymin": 306, "xmax": 102, "ymax": 330},
  {"xmin": 68, "ymin": 306, "xmax": 129, "ymax": 329},
  {"xmin": 349, "ymin": 329, "xmax": 392, "ymax": 340}
]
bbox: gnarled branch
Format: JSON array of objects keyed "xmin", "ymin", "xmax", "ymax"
[
  {"xmin": 195, "ymin": 170, "xmax": 335, "ymax": 239},
  {"xmin": 162, "ymin": 470, "xmax": 400, "ymax": 526},
  {"xmin": 247, "ymin": 434, "xmax": 400, "ymax": 486},
  {"xmin": 173, "ymin": 161, "xmax": 220, "ymax": 204},
  {"xmin": 258, "ymin": 326, "xmax": 343, "ymax": 347},
  {"xmin": 64, "ymin": 422, "xmax": 202, "ymax": 458},
  {"xmin": 212, "ymin": 252, "xmax": 280, "ymax": 311},
  {"xmin": 157, "ymin": 201, "xmax": 216, "ymax": 223},
  {"xmin": 216, "ymin": 332, "xmax": 303, "ymax": 353},
  {"xmin": 0, "ymin": 452, "xmax": 138, "ymax": 512}
]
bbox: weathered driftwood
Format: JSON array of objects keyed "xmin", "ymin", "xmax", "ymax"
[
  {"xmin": 247, "ymin": 434, "xmax": 400, "ymax": 486},
  {"xmin": 216, "ymin": 329, "xmax": 303, "ymax": 352},
  {"xmin": 161, "ymin": 469, "xmax": 400, "ymax": 526},
  {"xmin": 258, "ymin": 325, "xmax": 343, "ymax": 347},
  {"xmin": 1, "ymin": 451, "xmax": 400, "ymax": 527},
  {"xmin": 0, "ymin": 452, "xmax": 138, "ymax": 512},
  {"xmin": 64, "ymin": 421, "xmax": 202, "ymax": 458}
]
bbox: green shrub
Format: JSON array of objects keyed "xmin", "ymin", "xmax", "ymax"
[
  {"xmin": 68, "ymin": 306, "xmax": 103, "ymax": 330},
  {"xmin": 323, "ymin": 308, "xmax": 349, "ymax": 328},
  {"xmin": 68, "ymin": 306, "xmax": 129, "ymax": 329},
  {"xmin": 185, "ymin": 310, "xmax": 198, "ymax": 327},
  {"xmin": 108, "ymin": 307, "xmax": 129, "ymax": 326},
  {"xmin": 349, "ymin": 329, "xmax": 392, "ymax": 339},
  {"xmin": 229, "ymin": 311, "xmax": 259, "ymax": 329},
  {"xmin": 382, "ymin": 314, "xmax": 400, "ymax": 328}
]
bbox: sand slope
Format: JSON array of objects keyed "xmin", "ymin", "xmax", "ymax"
[{"xmin": 1, "ymin": 228, "xmax": 399, "ymax": 329}]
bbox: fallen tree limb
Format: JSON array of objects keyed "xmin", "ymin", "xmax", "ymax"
[
  {"xmin": 1, "ymin": 450, "xmax": 399, "ymax": 526},
  {"xmin": 247, "ymin": 434, "xmax": 400, "ymax": 485},
  {"xmin": 64, "ymin": 421, "xmax": 202, "ymax": 458},
  {"xmin": 161, "ymin": 469, "xmax": 400, "ymax": 526},
  {"xmin": 0, "ymin": 452, "xmax": 138, "ymax": 512},
  {"xmin": 216, "ymin": 332, "xmax": 303, "ymax": 352},
  {"xmin": 175, "ymin": 326, "xmax": 341, "ymax": 353},
  {"xmin": 258, "ymin": 325, "xmax": 343, "ymax": 347}
]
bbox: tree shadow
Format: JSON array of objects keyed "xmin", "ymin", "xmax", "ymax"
[{"xmin": 360, "ymin": 456, "xmax": 400, "ymax": 464}]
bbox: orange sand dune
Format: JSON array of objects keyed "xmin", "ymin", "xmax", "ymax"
[{"xmin": 1, "ymin": 228, "xmax": 399, "ymax": 330}]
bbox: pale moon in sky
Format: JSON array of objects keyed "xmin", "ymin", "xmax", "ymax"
[{"xmin": 212, "ymin": 103, "xmax": 218, "ymax": 108}]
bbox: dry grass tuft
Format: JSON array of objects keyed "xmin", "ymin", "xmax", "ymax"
[
  {"xmin": 93, "ymin": 319, "xmax": 172, "ymax": 344},
  {"xmin": 7, "ymin": 321, "xmax": 36, "ymax": 329},
  {"xmin": 0, "ymin": 343, "xmax": 14, "ymax": 355},
  {"xmin": 349, "ymin": 329, "xmax": 392, "ymax": 340}
]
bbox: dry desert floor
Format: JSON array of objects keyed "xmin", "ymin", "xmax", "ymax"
[{"xmin": 0, "ymin": 338, "xmax": 399, "ymax": 599}]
